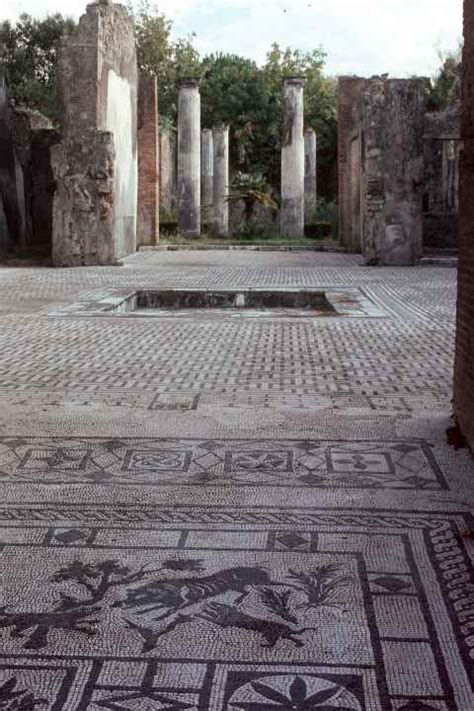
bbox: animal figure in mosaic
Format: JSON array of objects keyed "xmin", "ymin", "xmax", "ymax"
[
  {"xmin": 118, "ymin": 566, "xmax": 275, "ymax": 618},
  {"xmin": 0, "ymin": 605, "xmax": 101, "ymax": 650},
  {"xmin": 196, "ymin": 602, "xmax": 316, "ymax": 648}
]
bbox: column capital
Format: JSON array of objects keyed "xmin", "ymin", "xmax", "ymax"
[
  {"xmin": 213, "ymin": 122, "xmax": 230, "ymax": 133},
  {"xmin": 180, "ymin": 78, "xmax": 200, "ymax": 89},
  {"xmin": 284, "ymin": 77, "xmax": 306, "ymax": 88}
]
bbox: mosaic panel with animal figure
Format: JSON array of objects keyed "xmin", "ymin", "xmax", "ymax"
[{"xmin": 0, "ymin": 506, "xmax": 472, "ymax": 709}]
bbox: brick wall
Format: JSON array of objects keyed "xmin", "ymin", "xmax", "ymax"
[
  {"xmin": 137, "ymin": 76, "xmax": 159, "ymax": 246},
  {"xmin": 454, "ymin": 0, "xmax": 474, "ymax": 447}
]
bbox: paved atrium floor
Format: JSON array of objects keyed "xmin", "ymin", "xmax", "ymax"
[{"xmin": 0, "ymin": 250, "xmax": 472, "ymax": 709}]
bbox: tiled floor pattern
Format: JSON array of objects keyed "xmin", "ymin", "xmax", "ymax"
[{"xmin": 0, "ymin": 251, "xmax": 472, "ymax": 710}]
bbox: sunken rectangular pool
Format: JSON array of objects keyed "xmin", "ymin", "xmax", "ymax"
[
  {"xmin": 50, "ymin": 287, "xmax": 387, "ymax": 320},
  {"xmin": 131, "ymin": 289, "xmax": 334, "ymax": 313}
]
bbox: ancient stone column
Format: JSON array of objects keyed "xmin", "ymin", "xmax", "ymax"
[
  {"xmin": 212, "ymin": 124, "xmax": 229, "ymax": 237},
  {"xmin": 159, "ymin": 130, "xmax": 176, "ymax": 214},
  {"xmin": 281, "ymin": 78, "xmax": 305, "ymax": 238},
  {"xmin": 304, "ymin": 128, "xmax": 317, "ymax": 221},
  {"xmin": 177, "ymin": 79, "xmax": 200, "ymax": 238},
  {"xmin": 137, "ymin": 75, "xmax": 159, "ymax": 246},
  {"xmin": 201, "ymin": 129, "xmax": 213, "ymax": 222}
]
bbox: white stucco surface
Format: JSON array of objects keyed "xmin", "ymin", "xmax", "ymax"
[{"xmin": 106, "ymin": 68, "xmax": 137, "ymax": 257}]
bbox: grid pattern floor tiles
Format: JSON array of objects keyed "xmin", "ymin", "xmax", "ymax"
[{"xmin": 0, "ymin": 250, "xmax": 472, "ymax": 710}]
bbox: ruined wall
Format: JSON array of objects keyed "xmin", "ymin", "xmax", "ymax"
[
  {"xmin": 337, "ymin": 77, "xmax": 367, "ymax": 251},
  {"xmin": 0, "ymin": 77, "xmax": 59, "ymax": 253},
  {"xmin": 137, "ymin": 76, "xmax": 159, "ymax": 246},
  {"xmin": 423, "ymin": 104, "xmax": 461, "ymax": 249},
  {"xmin": 52, "ymin": 0, "xmax": 137, "ymax": 266},
  {"xmin": 12, "ymin": 108, "xmax": 59, "ymax": 251},
  {"xmin": 453, "ymin": 0, "xmax": 474, "ymax": 448},
  {"xmin": 360, "ymin": 77, "xmax": 425, "ymax": 266},
  {"xmin": 0, "ymin": 196, "xmax": 7, "ymax": 249},
  {"xmin": 0, "ymin": 76, "xmax": 26, "ymax": 250}
]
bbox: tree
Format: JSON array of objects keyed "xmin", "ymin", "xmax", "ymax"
[
  {"xmin": 0, "ymin": 3, "xmax": 339, "ymax": 198},
  {"xmin": 262, "ymin": 43, "xmax": 337, "ymax": 196},
  {"xmin": 226, "ymin": 172, "xmax": 278, "ymax": 224},
  {"xmin": 129, "ymin": 0, "xmax": 200, "ymax": 120},
  {"xmin": 0, "ymin": 13, "xmax": 76, "ymax": 122},
  {"xmin": 200, "ymin": 54, "xmax": 274, "ymax": 175},
  {"xmin": 199, "ymin": 46, "xmax": 338, "ymax": 196},
  {"xmin": 426, "ymin": 46, "xmax": 462, "ymax": 111}
]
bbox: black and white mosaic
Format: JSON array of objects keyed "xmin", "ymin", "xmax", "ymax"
[
  {"xmin": 0, "ymin": 436, "xmax": 448, "ymax": 489},
  {"xmin": 0, "ymin": 252, "xmax": 470, "ymax": 709},
  {"xmin": 0, "ymin": 505, "xmax": 473, "ymax": 709}
]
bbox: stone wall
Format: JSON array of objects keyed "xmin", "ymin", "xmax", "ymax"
[
  {"xmin": 137, "ymin": 76, "xmax": 159, "ymax": 246},
  {"xmin": 0, "ymin": 76, "xmax": 59, "ymax": 254},
  {"xmin": 52, "ymin": 0, "xmax": 137, "ymax": 266},
  {"xmin": 360, "ymin": 77, "xmax": 425, "ymax": 266},
  {"xmin": 12, "ymin": 108, "xmax": 59, "ymax": 252},
  {"xmin": 423, "ymin": 104, "xmax": 461, "ymax": 249},
  {"xmin": 338, "ymin": 76, "xmax": 460, "ymax": 261},
  {"xmin": 0, "ymin": 76, "xmax": 26, "ymax": 250},
  {"xmin": 52, "ymin": 131, "xmax": 116, "ymax": 265},
  {"xmin": 337, "ymin": 77, "xmax": 367, "ymax": 251},
  {"xmin": 453, "ymin": 0, "xmax": 474, "ymax": 449}
]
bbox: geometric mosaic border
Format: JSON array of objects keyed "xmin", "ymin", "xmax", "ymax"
[{"xmin": 0, "ymin": 436, "xmax": 449, "ymax": 490}]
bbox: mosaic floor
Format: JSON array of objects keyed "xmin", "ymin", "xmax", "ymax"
[{"xmin": 0, "ymin": 250, "xmax": 472, "ymax": 710}]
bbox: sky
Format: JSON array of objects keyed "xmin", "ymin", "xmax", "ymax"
[{"xmin": 2, "ymin": 0, "xmax": 463, "ymax": 78}]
